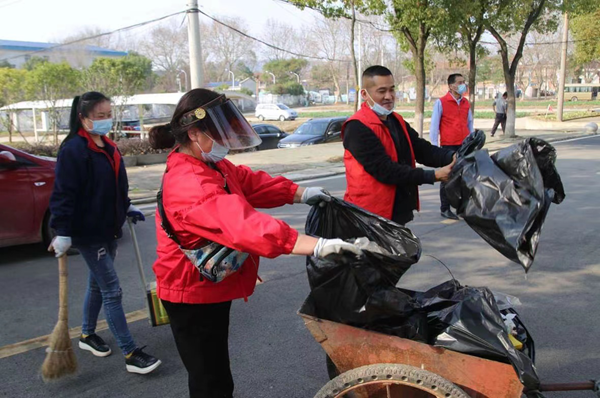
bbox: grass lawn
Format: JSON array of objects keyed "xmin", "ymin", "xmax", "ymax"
[{"xmin": 532, "ymin": 110, "xmax": 599, "ymax": 121}]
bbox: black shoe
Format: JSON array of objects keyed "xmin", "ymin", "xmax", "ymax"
[
  {"xmin": 441, "ymin": 209, "xmax": 459, "ymax": 220},
  {"xmin": 79, "ymin": 334, "xmax": 112, "ymax": 357},
  {"xmin": 125, "ymin": 346, "xmax": 161, "ymax": 374}
]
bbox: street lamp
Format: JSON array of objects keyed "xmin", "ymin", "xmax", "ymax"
[
  {"xmin": 265, "ymin": 70, "xmax": 276, "ymax": 84},
  {"xmin": 178, "ymin": 70, "xmax": 188, "ymax": 91},
  {"xmin": 227, "ymin": 69, "xmax": 235, "ymax": 88},
  {"xmin": 176, "ymin": 76, "xmax": 182, "ymax": 92},
  {"xmin": 289, "ymin": 71, "xmax": 300, "ymax": 83}
]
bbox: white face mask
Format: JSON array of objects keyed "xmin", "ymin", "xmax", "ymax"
[
  {"xmin": 364, "ymin": 90, "xmax": 393, "ymax": 116},
  {"xmin": 195, "ymin": 135, "xmax": 229, "ymax": 163}
]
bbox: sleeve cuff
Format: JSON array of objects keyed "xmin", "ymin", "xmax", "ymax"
[
  {"xmin": 288, "ymin": 183, "xmax": 300, "ymax": 204},
  {"xmin": 281, "ymin": 227, "xmax": 299, "ymax": 255},
  {"xmin": 423, "ymin": 170, "xmax": 436, "ymax": 185}
]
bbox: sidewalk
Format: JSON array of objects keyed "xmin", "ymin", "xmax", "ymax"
[{"xmin": 127, "ymin": 127, "xmax": 598, "ymax": 204}]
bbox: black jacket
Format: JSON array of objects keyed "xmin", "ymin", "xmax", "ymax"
[
  {"xmin": 50, "ymin": 134, "xmax": 130, "ymax": 245},
  {"xmin": 343, "ymin": 117, "xmax": 454, "ymax": 224}
]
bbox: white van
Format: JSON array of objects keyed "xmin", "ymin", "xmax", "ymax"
[{"xmin": 255, "ymin": 103, "xmax": 298, "ymax": 121}]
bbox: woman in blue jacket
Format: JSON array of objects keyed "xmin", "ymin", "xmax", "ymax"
[{"xmin": 49, "ymin": 91, "xmax": 161, "ymax": 374}]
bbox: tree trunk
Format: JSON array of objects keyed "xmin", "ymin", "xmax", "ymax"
[
  {"xmin": 350, "ymin": 3, "xmax": 359, "ymax": 112},
  {"xmin": 468, "ymin": 42, "xmax": 478, "ymax": 113},
  {"xmin": 503, "ymin": 65, "xmax": 517, "ymax": 138},
  {"xmin": 414, "ymin": 50, "xmax": 426, "ymax": 137}
]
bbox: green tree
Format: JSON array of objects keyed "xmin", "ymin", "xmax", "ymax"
[
  {"xmin": 483, "ymin": 0, "xmax": 575, "ymax": 136},
  {"xmin": 571, "ymin": 8, "xmax": 600, "ymax": 82},
  {"xmin": 0, "ymin": 68, "xmax": 28, "ymax": 142},
  {"xmin": 0, "ymin": 60, "xmax": 14, "ymax": 69},
  {"xmin": 26, "ymin": 62, "xmax": 80, "ymax": 144},
  {"xmin": 22, "ymin": 56, "xmax": 49, "ymax": 71},
  {"xmin": 262, "ymin": 58, "xmax": 309, "ymax": 85},
  {"xmin": 268, "ymin": 82, "xmax": 305, "ymax": 96},
  {"xmin": 81, "ymin": 54, "xmax": 153, "ymax": 136}
]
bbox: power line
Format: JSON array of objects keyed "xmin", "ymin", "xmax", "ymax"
[
  {"xmin": 0, "ymin": 10, "xmax": 187, "ymax": 62},
  {"xmin": 194, "ymin": 7, "xmax": 352, "ymax": 63}
]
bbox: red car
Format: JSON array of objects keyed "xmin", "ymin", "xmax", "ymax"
[{"xmin": 0, "ymin": 144, "xmax": 56, "ymax": 248}]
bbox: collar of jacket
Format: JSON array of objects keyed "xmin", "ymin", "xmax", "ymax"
[{"xmin": 77, "ymin": 129, "xmax": 121, "ymax": 181}]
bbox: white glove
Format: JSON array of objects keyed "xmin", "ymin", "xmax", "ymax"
[
  {"xmin": 49, "ymin": 236, "xmax": 72, "ymax": 258},
  {"xmin": 127, "ymin": 204, "xmax": 145, "ymax": 224},
  {"xmin": 301, "ymin": 187, "xmax": 331, "ymax": 206},
  {"xmin": 314, "ymin": 238, "xmax": 362, "ymax": 258}
]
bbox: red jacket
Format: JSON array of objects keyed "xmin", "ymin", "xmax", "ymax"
[
  {"xmin": 342, "ymin": 106, "xmax": 416, "ymax": 220},
  {"xmin": 153, "ymin": 150, "xmax": 299, "ymax": 304},
  {"xmin": 440, "ymin": 92, "xmax": 471, "ymax": 146}
]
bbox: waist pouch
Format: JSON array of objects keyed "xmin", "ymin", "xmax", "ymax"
[{"xmin": 157, "ymin": 167, "xmax": 248, "ymax": 283}]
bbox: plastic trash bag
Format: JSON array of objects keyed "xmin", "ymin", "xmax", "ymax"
[
  {"xmin": 456, "ymin": 129, "xmax": 486, "ymax": 158},
  {"xmin": 426, "ymin": 283, "xmax": 540, "ymax": 391},
  {"xmin": 445, "ymin": 137, "xmax": 565, "ymax": 271},
  {"xmin": 304, "ymin": 197, "xmax": 425, "ymax": 340}
]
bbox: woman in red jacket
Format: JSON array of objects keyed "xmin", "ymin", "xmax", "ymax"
[{"xmin": 149, "ymin": 89, "xmax": 365, "ymax": 398}]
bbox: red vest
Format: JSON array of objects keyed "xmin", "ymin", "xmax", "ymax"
[
  {"xmin": 439, "ymin": 92, "xmax": 471, "ymax": 146},
  {"xmin": 342, "ymin": 106, "xmax": 417, "ymax": 220}
]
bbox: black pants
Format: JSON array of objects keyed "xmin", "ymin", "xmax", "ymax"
[
  {"xmin": 440, "ymin": 144, "xmax": 462, "ymax": 212},
  {"xmin": 490, "ymin": 113, "xmax": 506, "ymax": 136},
  {"xmin": 162, "ymin": 300, "xmax": 234, "ymax": 398}
]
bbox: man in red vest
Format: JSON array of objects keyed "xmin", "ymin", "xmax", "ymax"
[
  {"xmin": 342, "ymin": 66, "xmax": 456, "ymax": 226},
  {"xmin": 429, "ymin": 73, "xmax": 474, "ymax": 220}
]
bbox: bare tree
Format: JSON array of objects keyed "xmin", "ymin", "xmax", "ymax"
[
  {"xmin": 138, "ymin": 21, "xmax": 189, "ymax": 92},
  {"xmin": 307, "ymin": 16, "xmax": 351, "ymax": 102},
  {"xmin": 202, "ymin": 17, "xmax": 257, "ymax": 83},
  {"xmin": 260, "ymin": 19, "xmax": 302, "ymax": 61}
]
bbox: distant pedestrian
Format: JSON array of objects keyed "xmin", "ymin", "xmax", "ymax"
[
  {"xmin": 49, "ymin": 91, "xmax": 161, "ymax": 374},
  {"xmin": 491, "ymin": 92, "xmax": 508, "ymax": 137},
  {"xmin": 430, "ymin": 73, "xmax": 474, "ymax": 221}
]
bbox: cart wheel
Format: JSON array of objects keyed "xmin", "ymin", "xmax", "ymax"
[{"xmin": 315, "ymin": 363, "xmax": 470, "ymax": 398}]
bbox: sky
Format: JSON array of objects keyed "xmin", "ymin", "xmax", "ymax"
[{"xmin": 0, "ymin": 0, "xmax": 319, "ymax": 44}]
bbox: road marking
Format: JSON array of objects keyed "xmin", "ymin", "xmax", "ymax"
[
  {"xmin": 552, "ymin": 134, "xmax": 600, "ymax": 144},
  {"xmin": 0, "ymin": 309, "xmax": 148, "ymax": 360},
  {"xmin": 296, "ymin": 174, "xmax": 345, "ymax": 184}
]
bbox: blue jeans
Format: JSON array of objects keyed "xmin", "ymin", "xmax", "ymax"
[{"xmin": 76, "ymin": 241, "xmax": 136, "ymax": 356}]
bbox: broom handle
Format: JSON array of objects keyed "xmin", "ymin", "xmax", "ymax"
[
  {"xmin": 127, "ymin": 220, "xmax": 149, "ymax": 293},
  {"xmin": 58, "ymin": 256, "xmax": 69, "ymax": 322}
]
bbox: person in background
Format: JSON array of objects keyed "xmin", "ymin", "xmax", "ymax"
[
  {"xmin": 149, "ymin": 88, "xmax": 369, "ymax": 398},
  {"xmin": 342, "ymin": 65, "xmax": 456, "ymax": 226},
  {"xmin": 48, "ymin": 91, "xmax": 161, "ymax": 374},
  {"xmin": 429, "ymin": 73, "xmax": 474, "ymax": 220},
  {"xmin": 491, "ymin": 92, "xmax": 508, "ymax": 137}
]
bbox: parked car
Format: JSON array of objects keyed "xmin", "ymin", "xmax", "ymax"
[
  {"xmin": 255, "ymin": 103, "xmax": 298, "ymax": 121},
  {"xmin": 251, "ymin": 124, "xmax": 289, "ymax": 150},
  {"xmin": 0, "ymin": 144, "xmax": 56, "ymax": 249},
  {"xmin": 277, "ymin": 117, "xmax": 347, "ymax": 148}
]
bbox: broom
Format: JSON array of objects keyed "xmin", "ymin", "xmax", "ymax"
[{"xmin": 41, "ymin": 255, "xmax": 77, "ymax": 381}]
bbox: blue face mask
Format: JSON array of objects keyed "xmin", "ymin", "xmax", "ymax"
[
  {"xmin": 196, "ymin": 138, "xmax": 229, "ymax": 163},
  {"xmin": 364, "ymin": 90, "xmax": 393, "ymax": 116},
  {"xmin": 86, "ymin": 118, "xmax": 113, "ymax": 136},
  {"xmin": 457, "ymin": 84, "xmax": 467, "ymax": 96}
]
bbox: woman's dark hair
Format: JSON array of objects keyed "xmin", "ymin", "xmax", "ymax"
[
  {"xmin": 61, "ymin": 91, "xmax": 110, "ymax": 149},
  {"xmin": 149, "ymin": 89, "xmax": 221, "ymax": 150}
]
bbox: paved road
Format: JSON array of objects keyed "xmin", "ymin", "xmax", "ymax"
[{"xmin": 1, "ymin": 136, "xmax": 599, "ymax": 397}]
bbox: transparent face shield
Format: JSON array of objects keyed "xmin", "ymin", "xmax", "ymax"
[{"xmin": 180, "ymin": 95, "xmax": 262, "ymax": 150}]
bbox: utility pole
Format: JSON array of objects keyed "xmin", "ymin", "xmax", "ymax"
[
  {"xmin": 187, "ymin": 0, "xmax": 204, "ymax": 89},
  {"xmin": 557, "ymin": 12, "xmax": 569, "ymax": 122},
  {"xmin": 357, "ymin": 22, "xmax": 362, "ymax": 110}
]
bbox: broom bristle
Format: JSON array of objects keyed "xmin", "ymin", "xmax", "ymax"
[{"xmin": 41, "ymin": 319, "xmax": 77, "ymax": 381}]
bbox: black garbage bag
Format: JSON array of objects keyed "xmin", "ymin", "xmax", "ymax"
[
  {"xmin": 445, "ymin": 138, "xmax": 565, "ymax": 271},
  {"xmin": 304, "ymin": 197, "xmax": 426, "ymax": 340},
  {"xmin": 427, "ymin": 283, "xmax": 540, "ymax": 390},
  {"xmin": 456, "ymin": 129, "xmax": 486, "ymax": 158}
]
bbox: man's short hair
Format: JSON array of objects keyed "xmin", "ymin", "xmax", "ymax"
[
  {"xmin": 502, "ymin": 92, "xmax": 508, "ymax": 97},
  {"xmin": 362, "ymin": 65, "xmax": 393, "ymax": 88},
  {"xmin": 362, "ymin": 65, "xmax": 393, "ymax": 80},
  {"xmin": 448, "ymin": 73, "xmax": 463, "ymax": 85}
]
